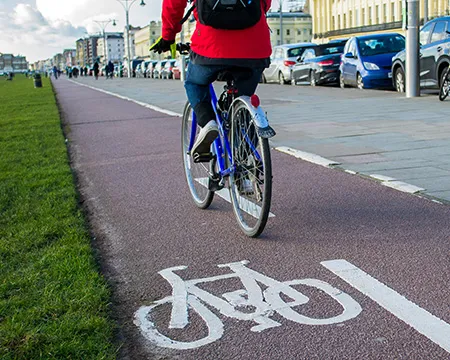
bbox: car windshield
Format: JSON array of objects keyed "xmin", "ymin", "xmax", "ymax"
[
  {"xmin": 317, "ymin": 45, "xmax": 345, "ymax": 56},
  {"xmin": 287, "ymin": 47, "xmax": 310, "ymax": 58},
  {"xmin": 357, "ymin": 35, "xmax": 405, "ymax": 56}
]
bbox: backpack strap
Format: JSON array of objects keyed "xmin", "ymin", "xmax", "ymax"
[{"xmin": 180, "ymin": 3, "xmax": 195, "ymax": 25}]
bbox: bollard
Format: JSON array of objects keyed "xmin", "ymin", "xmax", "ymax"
[{"xmin": 33, "ymin": 74, "xmax": 43, "ymax": 88}]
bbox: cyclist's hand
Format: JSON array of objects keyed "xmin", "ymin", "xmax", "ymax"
[{"xmin": 150, "ymin": 36, "xmax": 176, "ymax": 58}]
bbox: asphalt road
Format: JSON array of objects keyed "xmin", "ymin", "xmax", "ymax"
[{"xmin": 53, "ymin": 78, "xmax": 450, "ymax": 360}]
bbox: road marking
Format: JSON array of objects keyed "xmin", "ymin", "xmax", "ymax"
[
  {"xmin": 134, "ymin": 260, "xmax": 361, "ymax": 349},
  {"xmin": 195, "ymin": 178, "xmax": 275, "ymax": 218},
  {"xmin": 68, "ymin": 79, "xmax": 183, "ymax": 117},
  {"xmin": 276, "ymin": 146, "xmax": 340, "ymax": 167},
  {"xmin": 321, "ymin": 259, "xmax": 450, "ymax": 354}
]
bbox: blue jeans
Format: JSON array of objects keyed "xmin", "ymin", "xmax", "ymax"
[{"xmin": 184, "ymin": 63, "xmax": 264, "ymax": 127}]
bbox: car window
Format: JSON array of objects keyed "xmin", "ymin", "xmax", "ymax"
[
  {"xmin": 301, "ymin": 49, "xmax": 315, "ymax": 61},
  {"xmin": 287, "ymin": 47, "xmax": 309, "ymax": 58},
  {"xmin": 317, "ymin": 45, "xmax": 345, "ymax": 56},
  {"xmin": 348, "ymin": 40, "xmax": 356, "ymax": 55},
  {"xmin": 430, "ymin": 21, "xmax": 447, "ymax": 43},
  {"xmin": 420, "ymin": 22, "xmax": 434, "ymax": 45},
  {"xmin": 357, "ymin": 35, "xmax": 405, "ymax": 56}
]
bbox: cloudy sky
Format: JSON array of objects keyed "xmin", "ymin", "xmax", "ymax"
[
  {"xmin": 0, "ymin": 0, "xmax": 165, "ymax": 62},
  {"xmin": 0, "ymin": 0, "xmax": 281, "ymax": 63}
]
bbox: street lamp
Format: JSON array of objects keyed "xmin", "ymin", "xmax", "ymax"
[
  {"xmin": 116, "ymin": 0, "xmax": 146, "ymax": 78},
  {"xmin": 93, "ymin": 19, "xmax": 117, "ymax": 66}
]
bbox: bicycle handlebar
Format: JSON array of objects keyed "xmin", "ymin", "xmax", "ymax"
[{"xmin": 176, "ymin": 43, "xmax": 191, "ymax": 55}]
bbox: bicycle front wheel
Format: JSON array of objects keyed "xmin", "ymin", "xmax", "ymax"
[
  {"xmin": 439, "ymin": 68, "xmax": 450, "ymax": 101},
  {"xmin": 181, "ymin": 102, "xmax": 214, "ymax": 209},
  {"xmin": 229, "ymin": 99, "xmax": 272, "ymax": 237}
]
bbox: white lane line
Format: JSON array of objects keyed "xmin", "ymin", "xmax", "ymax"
[
  {"xmin": 68, "ymin": 79, "xmax": 183, "ymax": 117},
  {"xmin": 276, "ymin": 146, "xmax": 340, "ymax": 167},
  {"xmin": 195, "ymin": 178, "xmax": 275, "ymax": 218},
  {"xmin": 321, "ymin": 259, "xmax": 450, "ymax": 354}
]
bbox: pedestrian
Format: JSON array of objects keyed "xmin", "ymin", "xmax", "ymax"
[
  {"xmin": 53, "ymin": 66, "xmax": 58, "ymax": 79},
  {"xmin": 150, "ymin": 0, "xmax": 272, "ymax": 157},
  {"xmin": 108, "ymin": 61, "xmax": 114, "ymax": 79},
  {"xmin": 84, "ymin": 66, "xmax": 88, "ymax": 76},
  {"xmin": 93, "ymin": 60, "xmax": 99, "ymax": 80},
  {"xmin": 80, "ymin": 67, "xmax": 84, "ymax": 77}
]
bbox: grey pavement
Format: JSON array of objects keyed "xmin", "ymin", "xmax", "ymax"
[
  {"xmin": 53, "ymin": 78, "xmax": 450, "ymax": 360},
  {"xmin": 72, "ymin": 76, "xmax": 450, "ymax": 203}
]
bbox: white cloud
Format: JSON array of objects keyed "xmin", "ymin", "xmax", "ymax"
[{"xmin": 1, "ymin": 0, "xmax": 163, "ymax": 63}]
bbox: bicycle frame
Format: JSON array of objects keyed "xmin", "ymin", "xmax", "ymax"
[{"xmin": 188, "ymin": 84, "xmax": 235, "ymax": 178}]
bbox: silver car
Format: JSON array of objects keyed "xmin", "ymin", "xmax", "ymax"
[{"xmin": 263, "ymin": 42, "xmax": 315, "ymax": 84}]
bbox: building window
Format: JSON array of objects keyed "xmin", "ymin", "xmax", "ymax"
[
  {"xmin": 277, "ymin": 29, "xmax": 280, "ymax": 35},
  {"xmin": 362, "ymin": 8, "xmax": 365, "ymax": 25},
  {"xmin": 343, "ymin": 14, "xmax": 347, "ymax": 28},
  {"xmin": 376, "ymin": 5, "xmax": 380, "ymax": 24},
  {"xmin": 332, "ymin": 16, "xmax": 335, "ymax": 30},
  {"xmin": 297, "ymin": 29, "xmax": 301, "ymax": 35},
  {"xmin": 368, "ymin": 7, "xmax": 372, "ymax": 25},
  {"xmin": 391, "ymin": 2, "xmax": 395, "ymax": 22},
  {"xmin": 383, "ymin": 4, "xmax": 387, "ymax": 23},
  {"xmin": 338, "ymin": 15, "xmax": 341, "ymax": 29},
  {"xmin": 349, "ymin": 11, "xmax": 353, "ymax": 27},
  {"xmin": 286, "ymin": 29, "xmax": 290, "ymax": 35}
]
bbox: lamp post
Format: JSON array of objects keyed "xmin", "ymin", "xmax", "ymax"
[
  {"xmin": 93, "ymin": 19, "xmax": 117, "ymax": 66},
  {"xmin": 116, "ymin": 0, "xmax": 146, "ymax": 78}
]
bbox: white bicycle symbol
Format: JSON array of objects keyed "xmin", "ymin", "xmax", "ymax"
[{"xmin": 134, "ymin": 260, "xmax": 362, "ymax": 350}]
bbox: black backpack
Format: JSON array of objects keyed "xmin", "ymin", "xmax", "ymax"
[{"xmin": 181, "ymin": 0, "xmax": 263, "ymax": 30}]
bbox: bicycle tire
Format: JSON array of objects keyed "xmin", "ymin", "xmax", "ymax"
[
  {"xmin": 228, "ymin": 99, "xmax": 272, "ymax": 237},
  {"xmin": 134, "ymin": 295, "xmax": 224, "ymax": 349},
  {"xmin": 439, "ymin": 68, "xmax": 450, "ymax": 101},
  {"xmin": 181, "ymin": 102, "xmax": 214, "ymax": 209}
]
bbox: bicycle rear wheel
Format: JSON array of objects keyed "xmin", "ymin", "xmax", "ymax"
[
  {"xmin": 181, "ymin": 102, "xmax": 214, "ymax": 209},
  {"xmin": 439, "ymin": 68, "xmax": 450, "ymax": 101},
  {"xmin": 228, "ymin": 99, "xmax": 272, "ymax": 237}
]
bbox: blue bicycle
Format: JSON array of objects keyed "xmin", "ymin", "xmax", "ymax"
[{"xmin": 178, "ymin": 44, "xmax": 276, "ymax": 237}]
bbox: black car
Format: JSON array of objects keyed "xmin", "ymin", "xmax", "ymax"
[
  {"xmin": 392, "ymin": 16, "xmax": 450, "ymax": 93},
  {"xmin": 291, "ymin": 41, "xmax": 347, "ymax": 86}
]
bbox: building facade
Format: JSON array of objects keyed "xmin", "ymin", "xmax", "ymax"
[
  {"xmin": 311, "ymin": 0, "xmax": 450, "ymax": 43},
  {"xmin": 97, "ymin": 33, "xmax": 125, "ymax": 64},
  {"xmin": 0, "ymin": 54, "xmax": 28, "ymax": 73},
  {"xmin": 266, "ymin": 12, "xmax": 313, "ymax": 46},
  {"xmin": 124, "ymin": 26, "xmax": 141, "ymax": 62},
  {"xmin": 63, "ymin": 49, "xmax": 76, "ymax": 67},
  {"xmin": 76, "ymin": 38, "xmax": 88, "ymax": 67}
]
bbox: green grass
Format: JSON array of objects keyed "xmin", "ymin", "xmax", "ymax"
[{"xmin": 0, "ymin": 75, "xmax": 117, "ymax": 359}]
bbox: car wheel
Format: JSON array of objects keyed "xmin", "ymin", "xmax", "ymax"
[
  {"xmin": 395, "ymin": 68, "xmax": 405, "ymax": 93},
  {"xmin": 260, "ymin": 73, "xmax": 267, "ymax": 84},
  {"xmin": 339, "ymin": 73, "xmax": 347, "ymax": 89},
  {"xmin": 310, "ymin": 71, "xmax": 317, "ymax": 87},
  {"xmin": 278, "ymin": 72, "xmax": 285, "ymax": 85},
  {"xmin": 357, "ymin": 73, "xmax": 364, "ymax": 89}
]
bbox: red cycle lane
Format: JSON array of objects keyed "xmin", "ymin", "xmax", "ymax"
[{"xmin": 53, "ymin": 78, "xmax": 450, "ymax": 360}]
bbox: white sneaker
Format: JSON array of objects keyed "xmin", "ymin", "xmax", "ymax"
[{"xmin": 192, "ymin": 120, "xmax": 219, "ymax": 156}]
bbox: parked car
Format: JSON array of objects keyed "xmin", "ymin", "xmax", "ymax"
[
  {"xmin": 172, "ymin": 58, "xmax": 189, "ymax": 79},
  {"xmin": 392, "ymin": 17, "xmax": 450, "ymax": 93},
  {"xmin": 136, "ymin": 63, "xmax": 144, "ymax": 78},
  {"xmin": 145, "ymin": 61, "xmax": 158, "ymax": 78},
  {"xmin": 291, "ymin": 40, "xmax": 347, "ymax": 86},
  {"xmin": 153, "ymin": 60, "xmax": 168, "ymax": 79},
  {"xmin": 339, "ymin": 33, "xmax": 405, "ymax": 89},
  {"xmin": 262, "ymin": 42, "xmax": 315, "ymax": 84},
  {"xmin": 160, "ymin": 59, "xmax": 177, "ymax": 79}
]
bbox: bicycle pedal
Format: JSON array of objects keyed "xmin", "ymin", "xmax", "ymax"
[
  {"xmin": 193, "ymin": 152, "xmax": 213, "ymax": 163},
  {"xmin": 208, "ymin": 177, "xmax": 224, "ymax": 192}
]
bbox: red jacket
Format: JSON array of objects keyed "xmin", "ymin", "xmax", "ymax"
[{"xmin": 162, "ymin": 0, "xmax": 272, "ymax": 59}]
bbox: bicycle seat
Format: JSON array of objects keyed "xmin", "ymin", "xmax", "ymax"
[{"xmin": 217, "ymin": 67, "xmax": 254, "ymax": 82}]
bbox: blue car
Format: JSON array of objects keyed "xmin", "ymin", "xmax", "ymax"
[{"xmin": 339, "ymin": 33, "xmax": 405, "ymax": 89}]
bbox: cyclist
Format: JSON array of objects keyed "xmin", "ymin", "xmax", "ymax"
[{"xmin": 150, "ymin": 0, "xmax": 272, "ymax": 159}]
